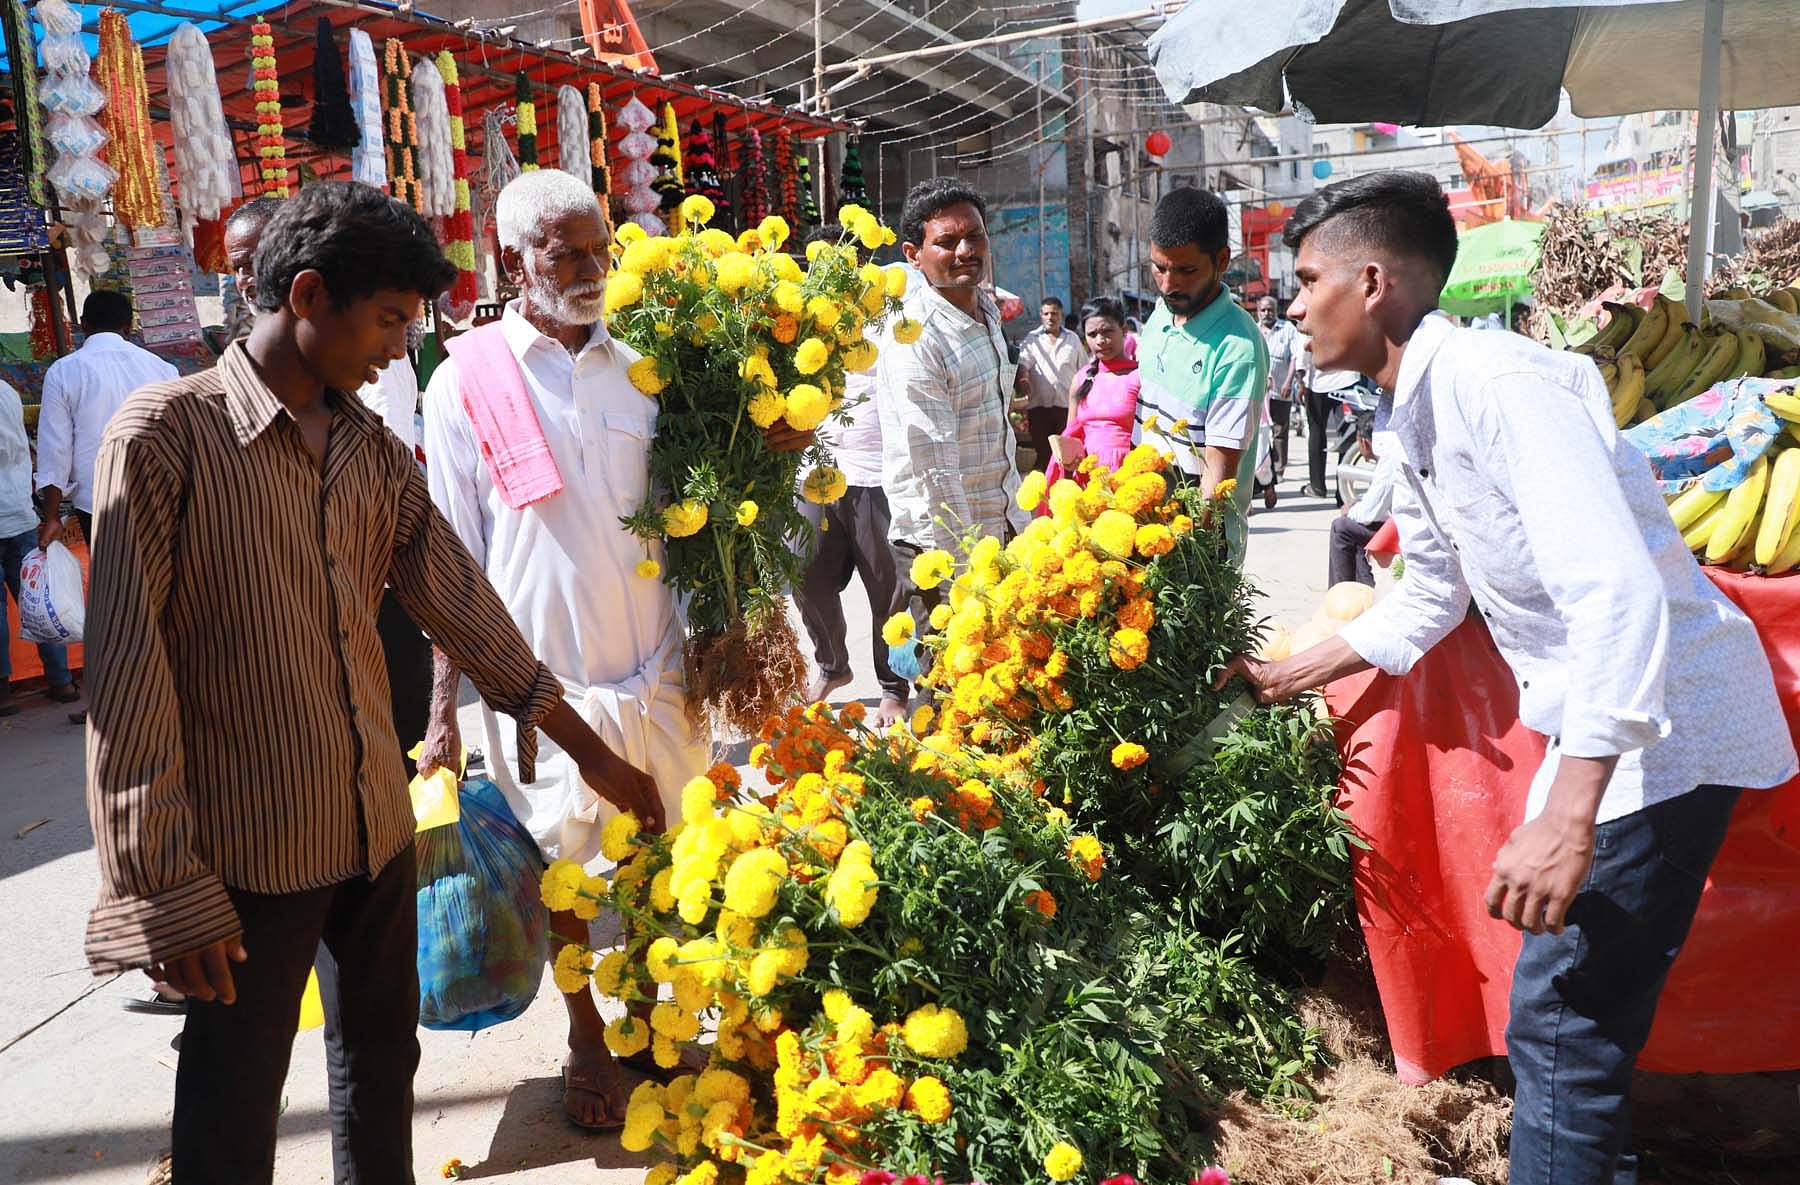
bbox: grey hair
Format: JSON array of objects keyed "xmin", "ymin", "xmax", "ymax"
[{"xmin": 495, "ymin": 170, "xmax": 603, "ymax": 252}]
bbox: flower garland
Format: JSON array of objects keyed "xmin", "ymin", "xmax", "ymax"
[
  {"xmin": 773, "ymin": 128, "xmax": 796, "ymax": 225},
  {"xmin": 587, "ymin": 84, "xmax": 611, "ymax": 221},
  {"xmin": 737, "ymin": 128, "xmax": 768, "ymax": 228},
  {"xmin": 166, "ymin": 22, "xmax": 235, "ymax": 223},
  {"xmin": 514, "ymin": 73, "xmax": 538, "ymax": 171},
  {"xmin": 247, "ymin": 20, "xmax": 289, "ymax": 198},
  {"xmin": 411, "ymin": 52, "xmax": 454, "ymax": 218},
  {"xmin": 794, "ymin": 140, "xmax": 819, "ymax": 226},
  {"xmin": 435, "ymin": 51, "xmax": 477, "ymax": 320},
  {"xmin": 650, "ymin": 101, "xmax": 683, "ymax": 214},
  {"xmin": 383, "ymin": 40, "xmax": 420, "ymax": 208},
  {"xmin": 100, "ymin": 9, "xmax": 169, "ymax": 224},
  {"xmin": 555, "ymin": 85, "xmax": 586, "ymax": 181}
]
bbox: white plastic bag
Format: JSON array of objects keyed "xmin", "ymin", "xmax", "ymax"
[{"xmin": 18, "ymin": 542, "xmax": 84, "ymax": 644}]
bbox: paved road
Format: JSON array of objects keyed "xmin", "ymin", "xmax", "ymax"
[{"xmin": 0, "ymin": 468, "xmax": 1349, "ymax": 1185}]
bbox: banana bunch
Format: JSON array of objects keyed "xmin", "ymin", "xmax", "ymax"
[
  {"xmin": 1668, "ymin": 442, "xmax": 1800, "ymax": 573},
  {"xmin": 1580, "ymin": 293, "xmax": 1795, "ymax": 419}
]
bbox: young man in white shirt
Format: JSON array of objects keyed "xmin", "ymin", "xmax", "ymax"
[
  {"xmin": 1221, "ymin": 171, "xmax": 1795, "ymax": 1185},
  {"xmin": 1, "ymin": 379, "xmax": 74, "ymax": 714},
  {"xmin": 1017, "ymin": 296, "xmax": 1089, "ymax": 472},
  {"xmin": 36, "ymin": 290, "xmax": 179, "ymax": 546}
]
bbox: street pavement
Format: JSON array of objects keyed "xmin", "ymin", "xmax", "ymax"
[{"xmin": 0, "ymin": 467, "xmax": 1349, "ymax": 1185}]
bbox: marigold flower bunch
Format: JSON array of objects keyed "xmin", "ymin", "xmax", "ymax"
[{"xmin": 608, "ymin": 204, "xmax": 910, "ymax": 734}]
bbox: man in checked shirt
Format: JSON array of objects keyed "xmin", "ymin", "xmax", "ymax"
[{"xmin": 81, "ymin": 182, "xmax": 664, "ymax": 1185}]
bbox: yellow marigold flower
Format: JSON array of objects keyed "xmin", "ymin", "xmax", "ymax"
[
  {"xmin": 593, "ymin": 949, "xmax": 630, "ymax": 998},
  {"xmin": 805, "ymin": 239, "xmax": 829, "ymax": 263},
  {"xmin": 619, "ymin": 237, "xmax": 671, "ymax": 276},
  {"xmin": 806, "ymin": 296, "xmax": 842, "ymax": 329},
  {"xmin": 1116, "ymin": 597, "xmax": 1156, "ymax": 633},
  {"xmin": 681, "ymin": 775, "xmax": 719, "ymax": 825},
  {"xmin": 1089, "ymin": 509, "xmax": 1137, "ymax": 557},
  {"xmin": 663, "ymin": 499, "xmax": 709, "ymax": 538},
  {"xmin": 909, "ymin": 795, "xmax": 935, "ymax": 820},
  {"xmin": 884, "ymin": 266, "xmax": 910, "ymax": 298},
  {"xmin": 1172, "ymin": 513, "xmax": 1195, "ymax": 536},
  {"xmin": 604, "ymin": 1013, "xmax": 652, "ymax": 1057},
  {"xmin": 901, "ymin": 1003, "xmax": 969, "ymax": 1059},
  {"xmin": 746, "ymin": 949, "xmax": 785, "ymax": 997},
  {"xmin": 679, "ymin": 193, "xmax": 716, "ymax": 228},
  {"xmin": 644, "ymin": 1165, "xmax": 678, "ymax": 1185},
  {"xmin": 1044, "ymin": 1141, "xmax": 1083, "ymax": 1182},
  {"xmin": 714, "ymin": 251, "xmax": 756, "ymax": 294},
  {"xmin": 722, "ymin": 847, "xmax": 788, "ymax": 918},
  {"xmin": 540, "ymin": 857, "xmax": 585, "ymax": 912},
  {"xmin": 650, "ymin": 867, "xmax": 677, "ymax": 912},
  {"xmin": 802, "ymin": 465, "xmax": 848, "ymax": 504},
  {"xmin": 1135, "ymin": 523, "xmax": 1176, "ymax": 558},
  {"xmin": 620, "ymin": 1099, "xmax": 664, "ymax": 1151},
  {"xmin": 651, "ymin": 1001, "xmax": 702, "ymax": 1041},
  {"xmin": 906, "ymin": 1075, "xmax": 952, "ymax": 1123},
  {"xmin": 771, "ymin": 252, "xmax": 803, "ymax": 283},
  {"xmin": 628, "ymin": 356, "xmax": 666, "ymax": 396},
  {"xmin": 1142, "ymin": 412, "xmax": 1161, "ymax": 434},
  {"xmin": 909, "ymin": 548, "xmax": 955, "ymax": 590},
  {"xmin": 794, "ymin": 336, "xmax": 830, "ymax": 375},
  {"xmin": 758, "ymin": 215, "xmax": 791, "ymax": 250},
  {"xmin": 842, "ymin": 340, "xmax": 879, "ymax": 372},
  {"xmin": 852, "ymin": 1066, "xmax": 905, "ymax": 1110},
  {"xmin": 1111, "ymin": 741, "xmax": 1149, "ymax": 770},
  {"xmin": 771, "ymin": 280, "xmax": 805, "ymax": 315},
  {"xmin": 783, "ymin": 383, "xmax": 832, "ymax": 432},
  {"xmin": 1114, "ymin": 471, "xmax": 1168, "ymax": 515},
  {"xmin": 552, "ymin": 942, "xmax": 590, "ymax": 993},
  {"xmin": 854, "ymin": 215, "xmax": 884, "ymax": 250},
  {"xmin": 881, "ymin": 611, "xmax": 915, "ymax": 648},
  {"xmin": 747, "ymin": 388, "xmax": 787, "ymax": 430},
  {"xmin": 1016, "ymin": 469, "xmax": 1048, "ymax": 511},
  {"xmin": 1214, "ymin": 477, "xmax": 1238, "ymax": 501},
  {"xmin": 604, "ymin": 271, "xmax": 644, "ymax": 313},
  {"xmin": 1108, "ymin": 626, "xmax": 1150, "ymax": 670},
  {"xmin": 910, "ymin": 704, "xmax": 935, "ymax": 734},
  {"xmin": 613, "ymin": 221, "xmax": 647, "ymax": 247},
  {"xmin": 633, "ymin": 556, "xmax": 662, "ymax": 581},
  {"xmin": 570, "ymin": 873, "xmax": 607, "ymax": 920},
  {"xmin": 675, "ymin": 1157, "xmax": 719, "ymax": 1185},
  {"xmin": 735, "ymin": 500, "xmax": 759, "ymax": 528},
  {"xmin": 1068, "ymin": 833, "xmax": 1106, "ymax": 881},
  {"xmin": 891, "ymin": 315, "xmax": 926, "ymax": 346},
  {"xmin": 928, "ymin": 603, "xmax": 953, "ymax": 631},
  {"xmin": 824, "ymin": 841, "xmax": 878, "ymax": 927},
  {"xmin": 677, "ymin": 878, "xmax": 711, "ymax": 925}
]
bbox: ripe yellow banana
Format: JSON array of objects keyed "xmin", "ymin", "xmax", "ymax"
[
  {"xmin": 1644, "ymin": 295, "xmax": 1692, "ymax": 368},
  {"xmin": 1668, "ymin": 481, "xmax": 1727, "ymax": 533},
  {"xmin": 1765, "ymin": 390, "xmax": 1800, "ymax": 422},
  {"xmin": 1646, "ymin": 324, "xmax": 1705, "ymax": 403},
  {"xmin": 1767, "ymin": 508, "xmax": 1800, "ymax": 574},
  {"xmin": 1598, "ymin": 361, "xmax": 1619, "ymax": 386},
  {"xmin": 1618, "ymin": 298, "xmax": 1668, "ymax": 362},
  {"xmin": 1735, "ymin": 329, "xmax": 1767, "ymax": 379},
  {"xmin": 1573, "ymin": 302, "xmax": 1642, "ymax": 356},
  {"xmin": 1755, "ymin": 447, "xmax": 1800, "ymax": 567},
  {"xmin": 1767, "ymin": 288, "xmax": 1799, "ymax": 316},
  {"xmin": 1706, "ymin": 453, "xmax": 1770, "ymax": 564},
  {"xmin": 1610, "ymin": 354, "xmax": 1646, "ymax": 428},
  {"xmin": 1671, "ymin": 330, "xmax": 1743, "ymax": 406},
  {"xmin": 1683, "ymin": 500, "xmax": 1729, "ymax": 552}
]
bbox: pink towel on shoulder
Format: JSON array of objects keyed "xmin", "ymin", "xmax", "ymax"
[{"xmin": 446, "ymin": 323, "xmax": 564, "ymax": 510}]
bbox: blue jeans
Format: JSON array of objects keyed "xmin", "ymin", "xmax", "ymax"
[
  {"xmin": 2, "ymin": 528, "xmax": 72, "ymax": 686},
  {"xmin": 1505, "ymin": 784, "xmax": 1741, "ymax": 1185}
]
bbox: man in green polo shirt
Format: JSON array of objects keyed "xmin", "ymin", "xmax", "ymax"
[{"xmin": 1132, "ymin": 187, "xmax": 1270, "ymax": 560}]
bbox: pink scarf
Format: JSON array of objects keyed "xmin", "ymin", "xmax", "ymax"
[{"xmin": 445, "ymin": 323, "xmax": 564, "ymax": 510}]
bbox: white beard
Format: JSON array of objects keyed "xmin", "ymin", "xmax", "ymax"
[{"xmin": 524, "ymin": 268, "xmax": 606, "ymax": 327}]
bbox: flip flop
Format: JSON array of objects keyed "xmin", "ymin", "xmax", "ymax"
[{"xmin": 562, "ymin": 1058, "xmax": 626, "ymax": 1131}]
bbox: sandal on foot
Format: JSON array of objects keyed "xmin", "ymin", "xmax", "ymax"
[
  {"xmin": 620, "ymin": 1044, "xmax": 708, "ymax": 1083},
  {"xmin": 562, "ymin": 1058, "xmax": 626, "ymax": 1131}
]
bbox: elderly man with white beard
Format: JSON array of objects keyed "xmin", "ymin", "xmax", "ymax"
[{"xmin": 417, "ymin": 171, "xmax": 718, "ymax": 1129}]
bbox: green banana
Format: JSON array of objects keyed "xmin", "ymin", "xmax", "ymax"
[
  {"xmin": 1756, "ymin": 447, "xmax": 1800, "ymax": 567},
  {"xmin": 1644, "ymin": 295, "xmax": 1692, "ymax": 369},
  {"xmin": 1645, "ymin": 324, "xmax": 1705, "ymax": 403},
  {"xmin": 1706, "ymin": 453, "xmax": 1770, "ymax": 564},
  {"xmin": 1610, "ymin": 354, "xmax": 1646, "ymax": 429},
  {"xmin": 1772, "ymin": 288, "xmax": 1800, "ymax": 316},
  {"xmin": 1632, "ymin": 396, "xmax": 1658, "ymax": 425},
  {"xmin": 1735, "ymin": 329, "xmax": 1767, "ymax": 379},
  {"xmin": 1573, "ymin": 303, "xmax": 1642, "ymax": 356},
  {"xmin": 1766, "ymin": 364, "xmax": 1800, "ymax": 380},
  {"xmin": 1670, "ymin": 330, "xmax": 1742, "ymax": 406},
  {"xmin": 1668, "ymin": 481, "xmax": 1727, "ymax": 533},
  {"xmin": 1618, "ymin": 298, "xmax": 1668, "ymax": 362}
]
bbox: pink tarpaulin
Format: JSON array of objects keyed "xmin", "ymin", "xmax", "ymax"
[{"xmin": 1322, "ymin": 568, "xmax": 1800, "ymax": 1083}]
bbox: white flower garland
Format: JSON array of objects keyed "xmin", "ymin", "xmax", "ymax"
[
  {"xmin": 410, "ymin": 55, "xmax": 454, "ymax": 218},
  {"xmin": 165, "ymin": 21, "xmax": 236, "ymax": 222}
]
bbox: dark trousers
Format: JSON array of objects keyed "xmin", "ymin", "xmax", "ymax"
[
  {"xmin": 796, "ymin": 486, "xmax": 909, "ymax": 702},
  {"xmin": 1025, "ymin": 406, "xmax": 1064, "ymax": 474},
  {"xmin": 1328, "ymin": 516, "xmax": 1379, "ymax": 587},
  {"xmin": 1267, "ymin": 396, "xmax": 1291, "ymax": 475},
  {"xmin": 1303, "ymin": 387, "xmax": 1335, "ymax": 494},
  {"xmin": 1505, "ymin": 785, "xmax": 1741, "ymax": 1185},
  {"xmin": 377, "ymin": 590, "xmax": 434, "ymax": 779},
  {"xmin": 172, "ymin": 846, "xmax": 421, "ymax": 1185}
]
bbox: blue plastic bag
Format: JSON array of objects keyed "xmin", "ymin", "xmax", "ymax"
[{"xmin": 415, "ymin": 776, "xmax": 548, "ymax": 1031}]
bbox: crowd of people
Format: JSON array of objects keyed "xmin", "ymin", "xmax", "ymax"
[{"xmin": 0, "ymin": 164, "xmax": 1781, "ymax": 1185}]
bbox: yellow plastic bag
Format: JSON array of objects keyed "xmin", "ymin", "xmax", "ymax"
[
  {"xmin": 406, "ymin": 741, "xmax": 464, "ymax": 832},
  {"xmin": 298, "ymin": 969, "xmax": 325, "ymax": 1031}
]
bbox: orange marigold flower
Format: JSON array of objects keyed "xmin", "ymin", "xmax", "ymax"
[
  {"xmin": 772, "ymin": 314, "xmax": 800, "ymax": 344},
  {"xmin": 1024, "ymin": 889, "xmax": 1058, "ymax": 918}
]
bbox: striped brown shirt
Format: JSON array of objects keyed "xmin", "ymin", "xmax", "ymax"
[{"xmin": 83, "ymin": 344, "xmax": 563, "ymax": 974}]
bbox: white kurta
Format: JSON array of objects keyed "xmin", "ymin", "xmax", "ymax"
[{"xmin": 422, "ymin": 303, "xmax": 709, "ymax": 868}]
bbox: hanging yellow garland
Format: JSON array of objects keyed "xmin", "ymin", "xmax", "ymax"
[
  {"xmin": 436, "ymin": 51, "xmax": 477, "ymax": 317},
  {"xmin": 515, "ymin": 73, "xmax": 539, "ymax": 171},
  {"xmin": 98, "ymin": 10, "xmax": 169, "ymax": 227},
  {"xmin": 250, "ymin": 21, "xmax": 289, "ymax": 197}
]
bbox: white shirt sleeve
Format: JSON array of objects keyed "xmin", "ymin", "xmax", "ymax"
[
  {"xmin": 1472, "ymin": 369, "xmax": 1672, "ymax": 757},
  {"xmin": 34, "ymin": 362, "xmax": 75, "ymax": 495},
  {"xmin": 1337, "ymin": 474, "xmax": 1473, "ymax": 675},
  {"xmin": 421, "ymin": 359, "xmax": 490, "ymax": 570}
]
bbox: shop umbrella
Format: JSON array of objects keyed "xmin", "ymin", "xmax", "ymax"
[
  {"xmin": 1145, "ymin": 0, "xmax": 1800, "ymax": 312},
  {"xmin": 1438, "ymin": 218, "xmax": 1545, "ymax": 317}
]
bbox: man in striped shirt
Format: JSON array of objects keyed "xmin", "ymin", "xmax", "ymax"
[{"xmin": 82, "ymin": 182, "xmax": 663, "ymax": 1185}]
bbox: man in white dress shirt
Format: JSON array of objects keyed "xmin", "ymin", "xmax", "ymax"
[
  {"xmin": 1221, "ymin": 172, "xmax": 1796, "ymax": 1185},
  {"xmin": 36, "ymin": 290, "xmax": 178, "ymax": 548}
]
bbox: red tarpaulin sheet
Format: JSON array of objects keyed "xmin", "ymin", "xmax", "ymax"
[
  {"xmin": 1324, "ymin": 567, "xmax": 1800, "ymax": 1082},
  {"xmin": 5, "ymin": 541, "xmax": 87, "ymax": 684}
]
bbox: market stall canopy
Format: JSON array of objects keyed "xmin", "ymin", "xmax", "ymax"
[
  {"xmin": 1146, "ymin": 0, "xmax": 1800, "ymax": 129},
  {"xmin": 1438, "ymin": 218, "xmax": 1544, "ymax": 316}
]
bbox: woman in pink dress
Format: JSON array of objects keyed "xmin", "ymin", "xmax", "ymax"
[{"xmin": 1044, "ymin": 297, "xmax": 1140, "ymax": 492}]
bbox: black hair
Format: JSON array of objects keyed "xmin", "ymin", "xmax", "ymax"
[
  {"xmin": 1281, "ymin": 171, "xmax": 1458, "ymax": 286},
  {"xmin": 224, "ymin": 195, "xmax": 286, "ymax": 241},
  {"xmin": 899, "ymin": 177, "xmax": 987, "ymax": 248},
  {"xmin": 81, "ymin": 288, "xmax": 133, "ymax": 334},
  {"xmin": 1070, "ymin": 296, "xmax": 1130, "ymax": 405},
  {"xmin": 1149, "ymin": 186, "xmax": 1229, "ymax": 254},
  {"xmin": 1041, "ymin": 296, "xmax": 1064, "ymax": 310},
  {"xmin": 251, "ymin": 181, "xmax": 457, "ymax": 313}
]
